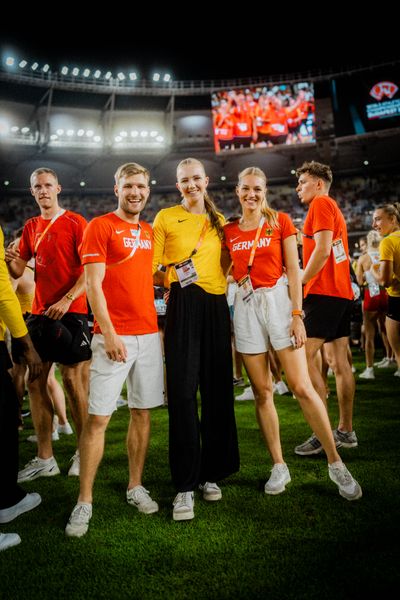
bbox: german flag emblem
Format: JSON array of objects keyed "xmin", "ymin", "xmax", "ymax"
[{"xmin": 265, "ymin": 228, "xmax": 273, "ymax": 236}]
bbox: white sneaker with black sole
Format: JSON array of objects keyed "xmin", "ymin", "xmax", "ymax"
[
  {"xmin": 173, "ymin": 491, "xmax": 194, "ymax": 521},
  {"xmin": 17, "ymin": 456, "xmax": 60, "ymax": 483}
]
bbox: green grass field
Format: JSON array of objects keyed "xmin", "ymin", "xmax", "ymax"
[{"xmin": 1, "ymin": 348, "xmax": 399, "ymax": 600}]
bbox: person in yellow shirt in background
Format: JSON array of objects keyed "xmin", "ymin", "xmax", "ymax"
[{"xmin": 0, "ymin": 226, "xmax": 42, "ymax": 551}]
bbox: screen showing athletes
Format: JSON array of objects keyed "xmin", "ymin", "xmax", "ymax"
[{"xmin": 211, "ymin": 82, "xmax": 315, "ymax": 153}]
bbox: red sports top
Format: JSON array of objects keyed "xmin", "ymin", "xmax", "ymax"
[
  {"xmin": 302, "ymin": 195, "xmax": 353, "ymax": 299},
  {"xmin": 81, "ymin": 212, "xmax": 158, "ymax": 335},
  {"xmin": 224, "ymin": 212, "xmax": 297, "ymax": 289},
  {"xmin": 19, "ymin": 210, "xmax": 88, "ymax": 314}
]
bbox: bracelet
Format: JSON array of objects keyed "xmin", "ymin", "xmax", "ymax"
[
  {"xmin": 65, "ymin": 293, "xmax": 75, "ymax": 301},
  {"xmin": 292, "ymin": 309, "xmax": 305, "ymax": 318}
]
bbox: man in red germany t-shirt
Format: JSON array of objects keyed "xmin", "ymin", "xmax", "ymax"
[
  {"xmin": 294, "ymin": 161, "xmax": 358, "ymax": 456},
  {"xmin": 6, "ymin": 168, "xmax": 91, "ymax": 483},
  {"xmin": 65, "ymin": 162, "xmax": 164, "ymax": 538}
]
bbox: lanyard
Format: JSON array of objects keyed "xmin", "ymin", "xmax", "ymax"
[
  {"xmin": 247, "ymin": 216, "xmax": 265, "ymax": 272},
  {"xmin": 34, "ymin": 209, "xmax": 66, "ymax": 255},
  {"xmin": 168, "ymin": 217, "xmax": 209, "ymax": 267}
]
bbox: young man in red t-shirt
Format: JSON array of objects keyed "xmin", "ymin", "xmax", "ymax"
[
  {"xmin": 294, "ymin": 161, "xmax": 358, "ymax": 456},
  {"xmin": 65, "ymin": 162, "xmax": 164, "ymax": 538},
  {"xmin": 6, "ymin": 168, "xmax": 91, "ymax": 482}
]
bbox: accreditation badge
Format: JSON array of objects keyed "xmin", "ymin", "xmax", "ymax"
[
  {"xmin": 332, "ymin": 238, "xmax": 347, "ymax": 264},
  {"xmin": 238, "ymin": 273, "xmax": 254, "ymax": 304},
  {"xmin": 175, "ymin": 258, "xmax": 199, "ymax": 288}
]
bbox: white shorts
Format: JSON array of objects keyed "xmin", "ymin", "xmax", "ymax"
[
  {"xmin": 233, "ymin": 278, "xmax": 293, "ymax": 354},
  {"xmin": 89, "ymin": 333, "xmax": 164, "ymax": 416}
]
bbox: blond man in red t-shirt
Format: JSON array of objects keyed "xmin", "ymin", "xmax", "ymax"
[
  {"xmin": 6, "ymin": 168, "xmax": 91, "ymax": 483},
  {"xmin": 294, "ymin": 161, "xmax": 358, "ymax": 456},
  {"xmin": 65, "ymin": 163, "xmax": 164, "ymax": 538}
]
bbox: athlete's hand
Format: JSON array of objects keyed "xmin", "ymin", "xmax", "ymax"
[
  {"xmin": 290, "ymin": 316, "xmax": 307, "ymax": 349},
  {"xmin": 43, "ymin": 297, "xmax": 71, "ymax": 320},
  {"xmin": 103, "ymin": 332, "xmax": 128, "ymax": 362}
]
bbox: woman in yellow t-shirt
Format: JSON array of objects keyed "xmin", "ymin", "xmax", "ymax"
[
  {"xmin": 152, "ymin": 158, "xmax": 239, "ymax": 522},
  {"xmin": 372, "ymin": 202, "xmax": 400, "ymax": 376}
]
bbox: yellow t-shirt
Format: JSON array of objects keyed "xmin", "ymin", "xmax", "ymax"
[
  {"xmin": 379, "ymin": 232, "xmax": 400, "ymax": 297},
  {"xmin": 0, "ymin": 227, "xmax": 28, "ymax": 341},
  {"xmin": 152, "ymin": 205, "xmax": 227, "ymax": 295}
]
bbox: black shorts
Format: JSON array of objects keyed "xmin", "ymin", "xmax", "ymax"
[
  {"xmin": 25, "ymin": 313, "xmax": 92, "ymax": 365},
  {"xmin": 303, "ymin": 294, "xmax": 353, "ymax": 342},
  {"xmin": 386, "ymin": 295, "xmax": 400, "ymax": 322}
]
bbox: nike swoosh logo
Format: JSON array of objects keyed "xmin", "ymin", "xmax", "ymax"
[
  {"xmin": 177, "ymin": 219, "xmax": 188, "ymax": 223},
  {"xmin": 115, "ymin": 230, "xmax": 125, "ymax": 234},
  {"xmin": 230, "ymin": 236, "xmax": 241, "ymax": 242}
]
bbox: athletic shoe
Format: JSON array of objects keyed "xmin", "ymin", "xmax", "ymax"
[
  {"xmin": 173, "ymin": 492, "xmax": 194, "ymax": 521},
  {"xmin": 264, "ymin": 463, "xmax": 291, "ymax": 495},
  {"xmin": 0, "ymin": 532, "xmax": 21, "ymax": 551},
  {"xmin": 17, "ymin": 456, "xmax": 60, "ymax": 483},
  {"xmin": 236, "ymin": 386, "xmax": 254, "ymax": 401},
  {"xmin": 233, "ymin": 377, "xmax": 245, "ymax": 387},
  {"xmin": 328, "ymin": 462, "xmax": 362, "ymax": 500},
  {"xmin": 126, "ymin": 486, "xmax": 159, "ymax": 514},
  {"xmin": 0, "ymin": 493, "xmax": 42, "ymax": 524},
  {"xmin": 274, "ymin": 381, "xmax": 289, "ymax": 395},
  {"xmin": 351, "ymin": 365, "xmax": 356, "ymax": 373},
  {"xmin": 27, "ymin": 429, "xmax": 59, "ymax": 443},
  {"xmin": 359, "ymin": 367, "xmax": 375, "ymax": 379},
  {"xmin": 65, "ymin": 503, "xmax": 92, "ymax": 537},
  {"xmin": 394, "ymin": 369, "xmax": 400, "ymax": 377},
  {"xmin": 327, "ymin": 367, "xmax": 334, "ymax": 376},
  {"xmin": 294, "ymin": 434, "xmax": 324, "ymax": 456},
  {"xmin": 68, "ymin": 451, "xmax": 80, "ymax": 477},
  {"xmin": 374, "ymin": 357, "xmax": 391, "ymax": 368},
  {"xmin": 199, "ymin": 482, "xmax": 222, "ymax": 501},
  {"xmin": 21, "ymin": 410, "xmax": 30, "ymax": 418},
  {"xmin": 333, "ymin": 428, "xmax": 358, "ymax": 448},
  {"xmin": 116, "ymin": 396, "xmax": 128, "ymax": 408},
  {"xmin": 58, "ymin": 422, "xmax": 74, "ymax": 435}
]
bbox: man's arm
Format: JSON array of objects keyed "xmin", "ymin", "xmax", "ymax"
[
  {"xmin": 4, "ymin": 244, "xmax": 27, "ymax": 279},
  {"xmin": 84, "ymin": 262, "xmax": 127, "ymax": 362},
  {"xmin": 302, "ymin": 230, "xmax": 333, "ymax": 285},
  {"xmin": 44, "ymin": 271, "xmax": 86, "ymax": 320}
]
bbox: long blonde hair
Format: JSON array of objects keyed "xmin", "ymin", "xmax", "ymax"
[
  {"xmin": 237, "ymin": 167, "xmax": 279, "ymax": 228},
  {"xmin": 177, "ymin": 158, "xmax": 224, "ymax": 239}
]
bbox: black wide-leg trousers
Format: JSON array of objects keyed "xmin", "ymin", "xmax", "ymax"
[{"xmin": 164, "ymin": 283, "xmax": 240, "ymax": 492}]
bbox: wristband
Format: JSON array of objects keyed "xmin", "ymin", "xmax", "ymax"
[
  {"xmin": 292, "ymin": 309, "xmax": 305, "ymax": 318},
  {"xmin": 65, "ymin": 293, "xmax": 75, "ymax": 301}
]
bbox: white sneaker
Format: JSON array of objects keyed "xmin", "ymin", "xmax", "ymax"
[
  {"xmin": 126, "ymin": 485, "xmax": 158, "ymax": 514},
  {"xmin": 68, "ymin": 451, "xmax": 80, "ymax": 477},
  {"xmin": 236, "ymin": 386, "xmax": 254, "ymax": 401},
  {"xmin": 394, "ymin": 369, "xmax": 400, "ymax": 377},
  {"xmin": 199, "ymin": 482, "xmax": 222, "ymax": 501},
  {"xmin": 374, "ymin": 357, "xmax": 391, "ymax": 368},
  {"xmin": 173, "ymin": 492, "xmax": 194, "ymax": 521},
  {"xmin": 65, "ymin": 503, "xmax": 92, "ymax": 537},
  {"xmin": 265, "ymin": 463, "xmax": 291, "ymax": 495},
  {"xmin": 359, "ymin": 367, "xmax": 375, "ymax": 379},
  {"xmin": 0, "ymin": 492, "xmax": 42, "ymax": 524},
  {"xmin": 27, "ymin": 429, "xmax": 59, "ymax": 443},
  {"xmin": 18, "ymin": 456, "xmax": 60, "ymax": 483},
  {"xmin": 0, "ymin": 532, "xmax": 21, "ymax": 551},
  {"xmin": 58, "ymin": 422, "xmax": 74, "ymax": 435},
  {"xmin": 274, "ymin": 381, "xmax": 289, "ymax": 395},
  {"xmin": 116, "ymin": 396, "xmax": 128, "ymax": 408},
  {"xmin": 328, "ymin": 462, "xmax": 362, "ymax": 501},
  {"xmin": 327, "ymin": 367, "xmax": 334, "ymax": 376}
]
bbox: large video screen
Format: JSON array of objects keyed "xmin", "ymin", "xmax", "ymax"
[
  {"xmin": 211, "ymin": 82, "xmax": 315, "ymax": 153},
  {"xmin": 331, "ymin": 65, "xmax": 400, "ymax": 137}
]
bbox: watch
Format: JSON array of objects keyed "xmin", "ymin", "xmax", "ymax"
[
  {"xmin": 65, "ymin": 293, "xmax": 75, "ymax": 301},
  {"xmin": 292, "ymin": 309, "xmax": 305, "ymax": 319}
]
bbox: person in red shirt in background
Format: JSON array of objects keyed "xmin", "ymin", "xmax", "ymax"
[
  {"xmin": 213, "ymin": 98, "xmax": 234, "ymax": 152},
  {"xmin": 65, "ymin": 162, "xmax": 164, "ymax": 538},
  {"xmin": 294, "ymin": 161, "xmax": 358, "ymax": 456},
  {"xmin": 6, "ymin": 168, "xmax": 91, "ymax": 482},
  {"xmin": 231, "ymin": 92, "xmax": 256, "ymax": 149},
  {"xmin": 223, "ymin": 166, "xmax": 361, "ymax": 501}
]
